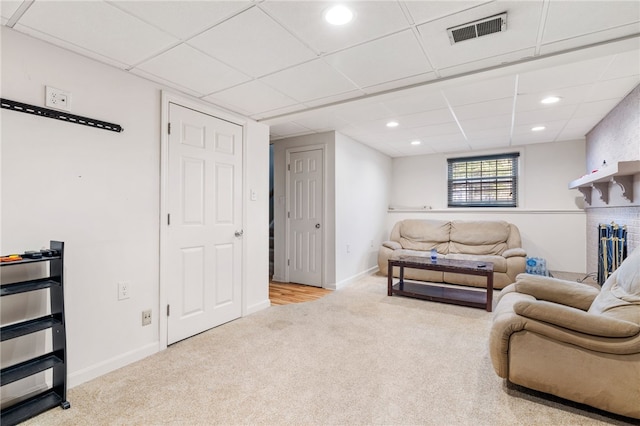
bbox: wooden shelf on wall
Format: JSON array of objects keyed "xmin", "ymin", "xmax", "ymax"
[{"xmin": 569, "ymin": 160, "xmax": 640, "ymax": 205}]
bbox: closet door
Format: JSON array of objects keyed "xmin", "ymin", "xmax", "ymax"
[{"xmin": 166, "ymin": 103, "xmax": 243, "ymax": 344}]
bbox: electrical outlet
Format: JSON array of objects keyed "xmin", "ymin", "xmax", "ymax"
[
  {"xmin": 45, "ymin": 86, "xmax": 71, "ymax": 111},
  {"xmin": 142, "ymin": 309, "xmax": 152, "ymax": 326},
  {"xmin": 118, "ymin": 281, "xmax": 130, "ymax": 300}
]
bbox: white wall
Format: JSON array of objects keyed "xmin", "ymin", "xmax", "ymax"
[
  {"xmin": 335, "ymin": 133, "xmax": 391, "ymax": 287},
  {"xmin": 0, "ymin": 28, "xmax": 269, "ymax": 391},
  {"xmin": 388, "ymin": 140, "xmax": 588, "ymax": 272}
]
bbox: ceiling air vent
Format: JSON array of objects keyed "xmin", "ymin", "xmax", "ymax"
[{"xmin": 447, "ymin": 12, "xmax": 507, "ymax": 45}]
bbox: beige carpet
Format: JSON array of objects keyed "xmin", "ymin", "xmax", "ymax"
[{"xmin": 24, "ymin": 274, "xmax": 635, "ymax": 425}]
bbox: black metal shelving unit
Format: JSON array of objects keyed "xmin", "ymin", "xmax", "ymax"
[{"xmin": 0, "ymin": 241, "xmax": 70, "ymax": 425}]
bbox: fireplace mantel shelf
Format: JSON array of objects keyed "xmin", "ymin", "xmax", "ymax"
[{"xmin": 569, "ymin": 160, "xmax": 640, "ymax": 205}]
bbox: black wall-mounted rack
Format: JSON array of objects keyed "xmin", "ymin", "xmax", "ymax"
[{"xmin": 1, "ymin": 98, "xmax": 123, "ymax": 133}]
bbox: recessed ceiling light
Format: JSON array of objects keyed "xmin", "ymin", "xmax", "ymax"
[
  {"xmin": 541, "ymin": 96, "xmax": 561, "ymax": 104},
  {"xmin": 531, "ymin": 126, "xmax": 546, "ymax": 131},
  {"xmin": 386, "ymin": 121, "xmax": 399, "ymax": 128},
  {"xmin": 411, "ymin": 140, "xmax": 422, "ymax": 145},
  {"xmin": 324, "ymin": 5, "xmax": 354, "ymax": 25}
]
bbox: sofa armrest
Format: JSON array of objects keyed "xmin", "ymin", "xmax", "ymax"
[
  {"xmin": 513, "ymin": 274, "xmax": 599, "ymax": 311},
  {"xmin": 502, "ymin": 248, "xmax": 526, "ymax": 258},
  {"xmin": 382, "ymin": 240, "xmax": 402, "ymax": 250},
  {"xmin": 491, "ymin": 292, "xmax": 640, "ymax": 364},
  {"xmin": 515, "ymin": 300, "xmax": 640, "ymax": 338}
]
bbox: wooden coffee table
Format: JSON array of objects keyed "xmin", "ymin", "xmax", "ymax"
[{"xmin": 387, "ymin": 256, "xmax": 494, "ymax": 312}]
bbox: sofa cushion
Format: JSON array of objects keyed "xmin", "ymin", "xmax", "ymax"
[
  {"xmin": 589, "ymin": 247, "xmax": 640, "ymax": 318},
  {"xmin": 449, "ymin": 220, "xmax": 510, "ymax": 255},
  {"xmin": 398, "ymin": 219, "xmax": 450, "ymax": 253}
]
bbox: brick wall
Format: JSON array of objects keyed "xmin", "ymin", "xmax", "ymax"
[
  {"xmin": 584, "ymin": 84, "xmax": 640, "ymax": 274},
  {"xmin": 586, "ymin": 206, "xmax": 640, "ymax": 274}
]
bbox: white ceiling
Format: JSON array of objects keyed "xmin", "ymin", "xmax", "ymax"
[{"xmin": 2, "ymin": 0, "xmax": 639, "ymax": 157}]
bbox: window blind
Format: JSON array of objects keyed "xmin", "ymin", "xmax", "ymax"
[{"xmin": 447, "ymin": 152, "xmax": 519, "ymax": 207}]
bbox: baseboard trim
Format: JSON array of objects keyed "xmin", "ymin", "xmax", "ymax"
[
  {"xmin": 68, "ymin": 341, "xmax": 160, "ymax": 388},
  {"xmin": 245, "ymin": 298, "xmax": 271, "ymax": 315},
  {"xmin": 328, "ymin": 266, "xmax": 380, "ymax": 290}
]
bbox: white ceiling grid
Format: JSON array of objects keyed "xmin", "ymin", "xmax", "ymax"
[{"xmin": 1, "ymin": 0, "xmax": 639, "ymax": 157}]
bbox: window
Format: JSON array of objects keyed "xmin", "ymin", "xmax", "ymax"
[{"xmin": 447, "ymin": 153, "xmax": 519, "ymax": 207}]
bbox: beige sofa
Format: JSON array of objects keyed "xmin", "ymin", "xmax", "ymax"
[
  {"xmin": 378, "ymin": 219, "xmax": 526, "ymax": 289},
  {"xmin": 489, "ymin": 247, "xmax": 640, "ymax": 419}
]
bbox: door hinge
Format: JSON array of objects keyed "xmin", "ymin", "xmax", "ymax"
[
  {"xmin": 287, "ymin": 164, "xmax": 290, "ymax": 171},
  {"xmin": 167, "ymin": 214, "xmax": 171, "ymax": 225},
  {"xmin": 287, "ymin": 259, "xmax": 290, "ymax": 266},
  {"xmin": 167, "ymin": 304, "xmax": 170, "ymax": 316},
  {"xmin": 168, "ymin": 123, "xmax": 171, "ymax": 135},
  {"xmin": 287, "ymin": 211, "xmax": 290, "ymax": 219}
]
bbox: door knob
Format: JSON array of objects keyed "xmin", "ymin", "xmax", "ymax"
[
  {"xmin": 235, "ymin": 230, "xmax": 244, "ymax": 237},
  {"xmin": 315, "ymin": 223, "xmax": 321, "ymax": 229}
]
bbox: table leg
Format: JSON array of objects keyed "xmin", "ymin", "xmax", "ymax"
[
  {"xmin": 486, "ymin": 272, "xmax": 494, "ymax": 312},
  {"xmin": 399, "ymin": 266, "xmax": 404, "ymax": 291},
  {"xmin": 387, "ymin": 263, "xmax": 393, "ymax": 296}
]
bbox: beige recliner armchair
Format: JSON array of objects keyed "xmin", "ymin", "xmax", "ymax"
[{"xmin": 489, "ymin": 247, "xmax": 640, "ymax": 419}]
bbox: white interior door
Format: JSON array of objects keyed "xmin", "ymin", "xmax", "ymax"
[
  {"xmin": 288, "ymin": 149, "xmax": 323, "ymax": 287},
  {"xmin": 167, "ymin": 103, "xmax": 243, "ymax": 345}
]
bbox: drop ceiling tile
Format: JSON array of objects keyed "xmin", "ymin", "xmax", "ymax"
[
  {"xmin": 135, "ymin": 44, "xmax": 250, "ymax": 95},
  {"xmin": 251, "ymin": 104, "xmax": 306, "ymax": 121},
  {"xmin": 204, "ymin": 80, "xmax": 298, "ymax": 116},
  {"xmin": 110, "ymin": 1, "xmax": 251, "ymax": 40},
  {"xmin": 323, "ymin": 30, "xmax": 432, "ymax": 88},
  {"xmin": 514, "ymin": 105, "xmax": 578, "ymax": 126},
  {"xmin": 555, "ymin": 129, "xmax": 588, "ymax": 142},
  {"xmin": 540, "ymin": 23, "xmax": 640, "ymax": 56},
  {"xmin": 518, "ymin": 56, "xmax": 612, "ymax": 93},
  {"xmin": 512, "ymin": 120, "xmax": 565, "ymax": 142},
  {"xmin": 439, "ymin": 47, "xmax": 536, "ymax": 78},
  {"xmin": 398, "ymin": 108, "xmax": 456, "ymax": 129},
  {"xmin": 442, "ymin": 75, "xmax": 516, "ymax": 106},
  {"xmin": 573, "ymin": 99, "xmax": 622, "ymax": 119},
  {"xmin": 416, "ymin": 1, "xmax": 542, "ymax": 70},
  {"xmin": 516, "ymin": 85, "xmax": 590, "ymax": 112},
  {"xmin": 260, "ymin": 59, "xmax": 358, "ymax": 103},
  {"xmin": 459, "ymin": 114, "xmax": 512, "ymax": 132},
  {"xmin": 429, "ymin": 141, "xmax": 470, "ymax": 154},
  {"xmin": 382, "ymin": 90, "xmax": 448, "ymax": 115},
  {"xmin": 302, "ymin": 89, "xmax": 366, "ymax": 108},
  {"xmin": 1, "ymin": 1, "xmax": 21, "ymax": 20},
  {"xmin": 562, "ymin": 116, "xmax": 603, "ymax": 136},
  {"xmin": 600, "ymin": 50, "xmax": 640, "ymax": 81},
  {"xmin": 259, "ymin": 1, "xmax": 410, "ymax": 54},
  {"xmin": 13, "ymin": 23, "xmax": 131, "ymax": 70},
  {"xmin": 188, "ymin": 7, "xmax": 317, "ymax": 78},
  {"xmin": 585, "ymin": 76, "xmax": 640, "ymax": 102},
  {"xmin": 410, "ymin": 122, "xmax": 464, "ymax": 138},
  {"xmin": 404, "ymin": 1, "xmax": 494, "ymax": 25},
  {"xmin": 320, "ymin": 101, "xmax": 394, "ymax": 125},
  {"xmin": 465, "ymin": 127, "xmax": 511, "ymax": 143},
  {"xmin": 360, "ymin": 72, "xmax": 438, "ymax": 95},
  {"xmin": 17, "ymin": 1, "xmax": 178, "ymax": 66},
  {"xmin": 450, "ymin": 98, "xmax": 513, "ymax": 121},
  {"xmin": 541, "ymin": 1, "xmax": 640, "ymax": 46},
  {"xmin": 129, "ymin": 68, "xmax": 204, "ymax": 99}
]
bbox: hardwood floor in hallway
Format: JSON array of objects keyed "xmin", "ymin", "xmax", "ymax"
[{"xmin": 269, "ymin": 282, "xmax": 332, "ymax": 305}]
